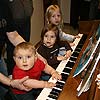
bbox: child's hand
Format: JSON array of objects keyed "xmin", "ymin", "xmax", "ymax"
[
  {"xmin": 70, "ymin": 42, "xmax": 75, "ymax": 46},
  {"xmin": 74, "ymin": 35, "xmax": 80, "ymax": 39},
  {"xmin": 65, "ymin": 50, "xmax": 72, "ymax": 59},
  {"xmin": 51, "ymin": 71, "xmax": 62, "ymax": 80},
  {"xmin": 57, "ymin": 50, "xmax": 72, "ymax": 61},
  {"xmin": 57, "ymin": 56, "xmax": 66, "ymax": 61},
  {"xmin": 44, "ymin": 81, "xmax": 56, "ymax": 88}
]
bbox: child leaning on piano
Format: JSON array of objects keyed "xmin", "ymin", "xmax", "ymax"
[
  {"xmin": 11, "ymin": 42, "xmax": 62, "ymax": 100},
  {"xmin": 37, "ymin": 24, "xmax": 72, "ymax": 81}
]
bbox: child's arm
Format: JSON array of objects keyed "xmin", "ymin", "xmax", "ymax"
[
  {"xmin": 60, "ymin": 31, "xmax": 80, "ymax": 42},
  {"xmin": 43, "ymin": 64, "xmax": 62, "ymax": 80},
  {"xmin": 60, "ymin": 31, "xmax": 75, "ymax": 42},
  {"xmin": 23, "ymin": 79, "xmax": 56, "ymax": 89},
  {"xmin": 36, "ymin": 52, "xmax": 47, "ymax": 64}
]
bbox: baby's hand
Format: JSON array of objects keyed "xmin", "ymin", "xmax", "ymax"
[
  {"xmin": 51, "ymin": 71, "xmax": 62, "ymax": 80},
  {"xmin": 44, "ymin": 81, "xmax": 56, "ymax": 88}
]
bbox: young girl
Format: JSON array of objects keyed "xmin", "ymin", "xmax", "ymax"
[
  {"xmin": 37, "ymin": 24, "xmax": 72, "ymax": 80},
  {"xmin": 45, "ymin": 5, "xmax": 80, "ymax": 46},
  {"xmin": 11, "ymin": 42, "xmax": 61, "ymax": 100}
]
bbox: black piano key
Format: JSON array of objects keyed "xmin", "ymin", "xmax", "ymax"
[
  {"xmin": 69, "ymin": 56, "xmax": 77, "ymax": 62},
  {"xmin": 48, "ymin": 89, "xmax": 61, "ymax": 99},
  {"xmin": 76, "ymin": 44, "xmax": 83, "ymax": 49},
  {"xmin": 71, "ymin": 51, "xmax": 79, "ymax": 57},
  {"xmin": 79, "ymin": 34, "xmax": 87, "ymax": 44},
  {"xmin": 48, "ymin": 93, "xmax": 58, "ymax": 99},
  {"xmin": 75, "ymin": 48, "xmax": 81, "ymax": 52},
  {"xmin": 50, "ymin": 88, "xmax": 61, "ymax": 95},
  {"xmin": 56, "ymin": 81, "xmax": 65, "ymax": 86},
  {"xmin": 61, "ymin": 73, "xmax": 69, "ymax": 82},
  {"xmin": 50, "ymin": 90, "xmax": 59, "ymax": 96},
  {"xmin": 54, "ymin": 84, "xmax": 63, "ymax": 90},
  {"xmin": 63, "ymin": 67, "xmax": 71, "ymax": 73},
  {"xmin": 65, "ymin": 61, "xmax": 75, "ymax": 68},
  {"xmin": 54, "ymin": 81, "xmax": 65, "ymax": 89}
]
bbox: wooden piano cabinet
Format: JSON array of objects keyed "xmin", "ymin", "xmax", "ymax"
[
  {"xmin": 78, "ymin": 20, "xmax": 100, "ymax": 35},
  {"xmin": 58, "ymin": 20, "xmax": 100, "ymax": 100}
]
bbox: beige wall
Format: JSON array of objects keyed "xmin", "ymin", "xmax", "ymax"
[
  {"xmin": 30, "ymin": 0, "xmax": 44, "ymax": 45},
  {"xmin": 60, "ymin": 0, "xmax": 71, "ymax": 23}
]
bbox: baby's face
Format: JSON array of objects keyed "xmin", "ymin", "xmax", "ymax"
[
  {"xmin": 14, "ymin": 49, "xmax": 36, "ymax": 70},
  {"xmin": 49, "ymin": 9, "xmax": 61, "ymax": 26}
]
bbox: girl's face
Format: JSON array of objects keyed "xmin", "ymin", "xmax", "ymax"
[
  {"xmin": 43, "ymin": 30, "xmax": 56, "ymax": 48},
  {"xmin": 49, "ymin": 9, "xmax": 61, "ymax": 25},
  {"xmin": 14, "ymin": 49, "xmax": 36, "ymax": 70}
]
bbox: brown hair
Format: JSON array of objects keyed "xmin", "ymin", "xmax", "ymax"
[{"xmin": 41, "ymin": 24, "xmax": 60, "ymax": 43}]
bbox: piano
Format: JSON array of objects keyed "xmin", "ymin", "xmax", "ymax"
[{"xmin": 36, "ymin": 20, "xmax": 100, "ymax": 100}]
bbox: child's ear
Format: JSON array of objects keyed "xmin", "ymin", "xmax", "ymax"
[
  {"xmin": 13, "ymin": 56, "xmax": 16, "ymax": 61},
  {"xmin": 34, "ymin": 54, "xmax": 37, "ymax": 61}
]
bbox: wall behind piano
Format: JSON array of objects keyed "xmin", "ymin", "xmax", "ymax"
[
  {"xmin": 60, "ymin": 0, "xmax": 71, "ymax": 23},
  {"xmin": 30, "ymin": 0, "xmax": 44, "ymax": 45}
]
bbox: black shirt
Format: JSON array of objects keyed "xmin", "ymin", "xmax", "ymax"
[
  {"xmin": 0, "ymin": 0, "xmax": 16, "ymax": 58},
  {"xmin": 37, "ymin": 41, "xmax": 72, "ymax": 69}
]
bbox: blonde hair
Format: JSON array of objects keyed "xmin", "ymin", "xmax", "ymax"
[
  {"xmin": 13, "ymin": 42, "xmax": 36, "ymax": 56},
  {"xmin": 45, "ymin": 5, "xmax": 63, "ymax": 28}
]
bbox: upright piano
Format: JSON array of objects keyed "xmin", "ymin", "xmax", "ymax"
[{"xmin": 36, "ymin": 20, "xmax": 100, "ymax": 100}]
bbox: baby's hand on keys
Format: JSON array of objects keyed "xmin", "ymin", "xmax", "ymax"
[
  {"xmin": 44, "ymin": 81, "xmax": 56, "ymax": 88},
  {"xmin": 51, "ymin": 71, "xmax": 62, "ymax": 80}
]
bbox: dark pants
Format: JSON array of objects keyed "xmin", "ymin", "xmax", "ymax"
[
  {"xmin": 13, "ymin": 89, "xmax": 41, "ymax": 100},
  {"xmin": 0, "ymin": 58, "xmax": 8, "ymax": 100},
  {"xmin": 6, "ymin": 18, "xmax": 31, "ymax": 75}
]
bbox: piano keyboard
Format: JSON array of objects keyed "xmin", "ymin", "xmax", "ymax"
[{"xmin": 36, "ymin": 33, "xmax": 87, "ymax": 100}]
